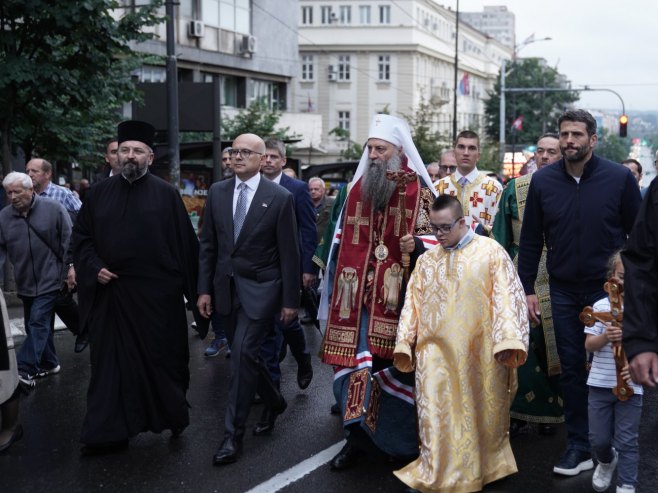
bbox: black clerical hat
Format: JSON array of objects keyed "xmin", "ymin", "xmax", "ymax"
[{"xmin": 117, "ymin": 120, "xmax": 155, "ymax": 149}]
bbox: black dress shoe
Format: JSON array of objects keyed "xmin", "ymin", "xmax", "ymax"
[
  {"xmin": 330, "ymin": 441, "xmax": 363, "ymax": 471},
  {"xmin": 171, "ymin": 426, "xmax": 186, "ymax": 438},
  {"xmin": 74, "ymin": 335, "xmax": 89, "ymax": 353},
  {"xmin": 253, "ymin": 397, "xmax": 287, "ymax": 436},
  {"xmin": 213, "ymin": 437, "xmax": 242, "ymax": 465},
  {"xmin": 80, "ymin": 439, "xmax": 129, "ymax": 456},
  {"xmin": 297, "ymin": 354, "xmax": 313, "ymax": 390}
]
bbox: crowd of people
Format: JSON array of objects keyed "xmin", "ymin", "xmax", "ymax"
[{"xmin": 0, "ymin": 109, "xmax": 656, "ymax": 493}]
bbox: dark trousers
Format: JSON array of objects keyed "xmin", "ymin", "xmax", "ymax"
[
  {"xmin": 219, "ymin": 282, "xmax": 282, "ymax": 440},
  {"xmin": 260, "ymin": 315, "xmax": 308, "ymax": 385},
  {"xmin": 17, "ymin": 292, "xmax": 59, "ymax": 375},
  {"xmin": 550, "ymin": 285, "xmax": 606, "ymax": 453}
]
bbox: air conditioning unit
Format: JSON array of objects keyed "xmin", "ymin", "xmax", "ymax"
[
  {"xmin": 328, "ymin": 65, "xmax": 337, "ymax": 81},
  {"xmin": 239, "ymin": 35, "xmax": 257, "ymax": 54},
  {"xmin": 188, "ymin": 20, "xmax": 204, "ymax": 38}
]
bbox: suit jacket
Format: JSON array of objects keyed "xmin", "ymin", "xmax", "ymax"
[
  {"xmin": 278, "ymin": 173, "xmax": 318, "ymax": 275},
  {"xmin": 198, "ymin": 177, "xmax": 300, "ymax": 320}
]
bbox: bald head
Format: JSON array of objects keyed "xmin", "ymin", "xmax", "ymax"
[
  {"xmin": 26, "ymin": 158, "xmax": 53, "ymax": 193},
  {"xmin": 231, "ymin": 133, "xmax": 266, "ymax": 180}
]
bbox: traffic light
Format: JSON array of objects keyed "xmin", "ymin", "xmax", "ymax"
[{"xmin": 619, "ymin": 115, "xmax": 628, "ymax": 138}]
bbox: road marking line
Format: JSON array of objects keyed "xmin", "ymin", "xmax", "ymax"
[{"xmin": 245, "ymin": 440, "xmax": 345, "ymax": 493}]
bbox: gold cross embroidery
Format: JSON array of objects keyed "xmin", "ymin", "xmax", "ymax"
[
  {"xmin": 480, "ymin": 208, "xmax": 492, "ymax": 223},
  {"xmin": 435, "ymin": 180, "xmax": 450, "ymax": 195},
  {"xmin": 346, "ymin": 201, "xmax": 370, "ymax": 244},
  {"xmin": 388, "ymin": 206, "xmax": 413, "ymax": 236},
  {"xmin": 482, "ymin": 180, "xmax": 498, "ymax": 196}
]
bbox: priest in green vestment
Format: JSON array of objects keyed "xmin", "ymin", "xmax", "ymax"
[{"xmin": 492, "ymin": 133, "xmax": 564, "ymax": 435}]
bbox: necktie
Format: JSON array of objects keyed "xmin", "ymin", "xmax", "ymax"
[
  {"xmin": 234, "ymin": 182, "xmax": 248, "ymax": 242},
  {"xmin": 458, "ymin": 176, "xmax": 468, "ymax": 204}
]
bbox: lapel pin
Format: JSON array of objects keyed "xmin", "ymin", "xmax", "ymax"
[{"xmin": 262, "ymin": 203, "xmax": 268, "ymax": 208}]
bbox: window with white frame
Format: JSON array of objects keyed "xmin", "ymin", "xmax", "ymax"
[
  {"xmin": 202, "ymin": 0, "xmax": 251, "ymax": 34},
  {"xmin": 301, "ymin": 6, "xmax": 313, "ymax": 25},
  {"xmin": 301, "ymin": 55, "xmax": 314, "ymax": 81},
  {"xmin": 377, "ymin": 55, "xmax": 390, "ymax": 81},
  {"xmin": 338, "ymin": 111, "xmax": 351, "ymax": 134},
  {"xmin": 321, "ymin": 6, "xmax": 332, "ymax": 24},
  {"xmin": 338, "ymin": 55, "xmax": 351, "ymax": 81},
  {"xmin": 339, "ymin": 5, "xmax": 351, "ymax": 24},
  {"xmin": 379, "ymin": 5, "xmax": 391, "ymax": 24},
  {"xmin": 359, "ymin": 5, "xmax": 371, "ymax": 24}
]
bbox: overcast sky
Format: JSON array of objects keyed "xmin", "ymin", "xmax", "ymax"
[{"xmin": 457, "ymin": 0, "xmax": 658, "ymax": 113}]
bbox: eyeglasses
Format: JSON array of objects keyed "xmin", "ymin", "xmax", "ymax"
[
  {"xmin": 228, "ymin": 148, "xmax": 262, "ymax": 158},
  {"xmin": 430, "ymin": 218, "xmax": 460, "ymax": 234},
  {"xmin": 439, "ymin": 165, "xmax": 457, "ymax": 172}
]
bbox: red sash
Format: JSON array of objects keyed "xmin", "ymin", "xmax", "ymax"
[{"xmin": 321, "ymin": 161, "xmax": 420, "ymax": 366}]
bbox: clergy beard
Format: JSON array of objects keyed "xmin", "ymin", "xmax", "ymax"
[
  {"xmin": 361, "ymin": 153, "xmax": 401, "ymax": 211},
  {"xmin": 120, "ymin": 158, "xmax": 148, "ymax": 183}
]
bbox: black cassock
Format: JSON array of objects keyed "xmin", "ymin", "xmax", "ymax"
[
  {"xmin": 73, "ymin": 173, "xmax": 199, "ymax": 444},
  {"xmin": 622, "ymin": 179, "xmax": 658, "ymax": 361}
]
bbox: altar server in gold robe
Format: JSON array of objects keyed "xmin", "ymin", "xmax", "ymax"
[{"xmin": 393, "ymin": 194, "xmax": 529, "ymax": 493}]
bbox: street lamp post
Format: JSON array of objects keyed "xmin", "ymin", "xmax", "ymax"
[{"xmin": 498, "ymin": 36, "xmax": 552, "ymax": 166}]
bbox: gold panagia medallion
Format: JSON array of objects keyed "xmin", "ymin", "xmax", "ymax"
[{"xmin": 374, "ymin": 242, "xmax": 389, "ymax": 261}]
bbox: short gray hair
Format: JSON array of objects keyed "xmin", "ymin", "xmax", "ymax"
[
  {"xmin": 308, "ymin": 177, "xmax": 325, "ymax": 187},
  {"xmin": 3, "ymin": 172, "xmax": 33, "ymax": 190}
]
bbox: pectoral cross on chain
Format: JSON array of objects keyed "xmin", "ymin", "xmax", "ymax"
[{"xmin": 346, "ymin": 201, "xmax": 370, "ymax": 244}]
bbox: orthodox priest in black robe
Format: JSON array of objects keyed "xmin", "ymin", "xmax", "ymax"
[{"xmin": 73, "ymin": 121, "xmax": 199, "ymax": 451}]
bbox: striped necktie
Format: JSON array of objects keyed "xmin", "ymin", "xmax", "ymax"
[
  {"xmin": 458, "ymin": 176, "xmax": 468, "ymax": 204},
  {"xmin": 234, "ymin": 182, "xmax": 248, "ymax": 242}
]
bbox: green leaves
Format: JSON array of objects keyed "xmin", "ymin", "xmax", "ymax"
[
  {"xmin": 484, "ymin": 58, "xmax": 579, "ymax": 145},
  {"xmin": 0, "ymin": 0, "xmax": 164, "ymax": 171}
]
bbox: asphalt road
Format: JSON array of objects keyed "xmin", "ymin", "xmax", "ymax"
[{"xmin": 2, "ymin": 318, "xmax": 657, "ymax": 493}]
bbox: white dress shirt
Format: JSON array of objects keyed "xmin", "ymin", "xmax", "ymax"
[{"xmin": 233, "ymin": 173, "xmax": 261, "ymax": 216}]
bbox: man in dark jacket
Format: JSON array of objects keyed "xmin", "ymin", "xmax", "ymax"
[
  {"xmin": 518, "ymin": 109, "xmax": 641, "ymax": 477},
  {"xmin": 623, "ymin": 177, "xmax": 658, "ymax": 386}
]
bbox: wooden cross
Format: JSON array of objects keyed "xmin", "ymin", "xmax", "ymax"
[
  {"xmin": 482, "ymin": 180, "xmax": 498, "ymax": 196},
  {"xmin": 346, "ymin": 201, "xmax": 370, "ymax": 245},
  {"xmin": 579, "ymin": 278, "xmax": 634, "ymax": 401},
  {"xmin": 388, "ymin": 206, "xmax": 413, "ymax": 236},
  {"xmin": 386, "ymin": 170, "xmax": 416, "ymax": 282}
]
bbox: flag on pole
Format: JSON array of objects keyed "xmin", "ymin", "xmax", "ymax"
[
  {"xmin": 511, "ymin": 115, "xmax": 524, "ymax": 131},
  {"xmin": 458, "ymin": 72, "xmax": 470, "ymax": 96}
]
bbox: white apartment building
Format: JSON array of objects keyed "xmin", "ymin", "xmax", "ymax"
[
  {"xmin": 294, "ymin": 1, "xmax": 513, "ymax": 159},
  {"xmin": 460, "ymin": 5, "xmax": 515, "ymax": 50}
]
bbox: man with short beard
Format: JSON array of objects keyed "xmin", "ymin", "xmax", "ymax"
[
  {"xmin": 314, "ymin": 114, "xmax": 436, "ymax": 471},
  {"xmin": 493, "ymin": 132, "xmax": 564, "ymax": 437},
  {"xmin": 518, "ymin": 109, "xmax": 641, "ymax": 477},
  {"xmin": 73, "ymin": 120, "xmax": 200, "ymax": 454}
]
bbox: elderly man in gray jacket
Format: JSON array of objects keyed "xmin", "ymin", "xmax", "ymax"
[{"xmin": 0, "ymin": 172, "xmax": 72, "ymax": 381}]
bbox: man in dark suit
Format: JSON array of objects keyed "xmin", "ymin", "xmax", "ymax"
[
  {"xmin": 197, "ymin": 133, "xmax": 300, "ymax": 465},
  {"xmin": 253, "ymin": 139, "xmax": 317, "ymax": 435},
  {"xmin": 92, "ymin": 140, "xmax": 119, "ymax": 183}
]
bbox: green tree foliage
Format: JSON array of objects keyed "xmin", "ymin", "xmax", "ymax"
[
  {"xmin": 328, "ymin": 126, "xmax": 363, "ymax": 160},
  {"xmin": 403, "ymin": 92, "xmax": 451, "ymax": 164},
  {"xmin": 0, "ymin": 0, "xmax": 163, "ymax": 173},
  {"xmin": 484, "ymin": 58, "xmax": 579, "ymax": 145},
  {"xmin": 222, "ymin": 98, "xmax": 298, "ymax": 142},
  {"xmin": 596, "ymin": 128, "xmax": 630, "ymax": 163}
]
